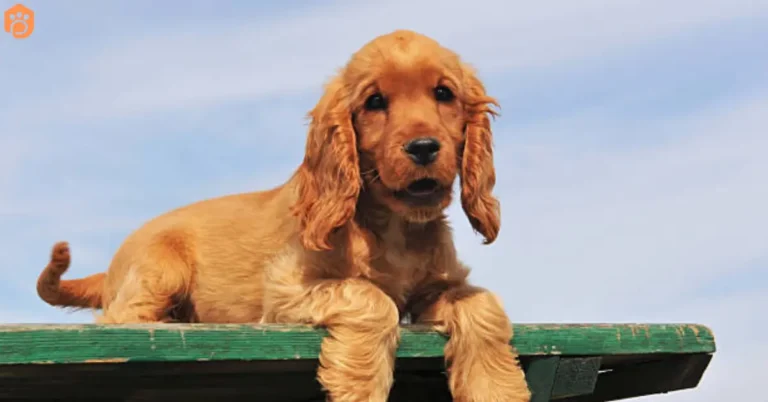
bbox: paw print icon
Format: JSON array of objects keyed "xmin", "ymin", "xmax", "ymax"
[{"xmin": 4, "ymin": 3, "xmax": 34, "ymax": 39}]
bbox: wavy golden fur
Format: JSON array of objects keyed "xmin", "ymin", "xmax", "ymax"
[{"xmin": 36, "ymin": 30, "xmax": 530, "ymax": 402}]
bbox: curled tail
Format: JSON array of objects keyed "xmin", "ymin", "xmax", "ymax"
[{"xmin": 37, "ymin": 242, "xmax": 104, "ymax": 309}]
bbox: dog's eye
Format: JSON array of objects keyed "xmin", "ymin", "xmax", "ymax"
[
  {"xmin": 434, "ymin": 86, "xmax": 455, "ymax": 102},
  {"xmin": 364, "ymin": 93, "xmax": 387, "ymax": 111}
]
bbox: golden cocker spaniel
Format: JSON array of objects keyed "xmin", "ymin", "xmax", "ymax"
[{"xmin": 37, "ymin": 30, "xmax": 531, "ymax": 402}]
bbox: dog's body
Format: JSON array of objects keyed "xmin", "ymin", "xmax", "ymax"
[{"xmin": 37, "ymin": 30, "xmax": 531, "ymax": 402}]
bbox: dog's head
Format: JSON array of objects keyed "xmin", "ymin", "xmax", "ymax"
[{"xmin": 295, "ymin": 30, "xmax": 500, "ymax": 251}]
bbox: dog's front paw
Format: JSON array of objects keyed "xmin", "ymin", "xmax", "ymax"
[
  {"xmin": 449, "ymin": 348, "xmax": 531, "ymax": 402},
  {"xmin": 452, "ymin": 379, "xmax": 531, "ymax": 402}
]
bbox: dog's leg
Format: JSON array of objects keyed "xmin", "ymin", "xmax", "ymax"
[
  {"xmin": 98, "ymin": 243, "xmax": 191, "ymax": 324},
  {"xmin": 265, "ymin": 278, "xmax": 400, "ymax": 402},
  {"xmin": 415, "ymin": 285, "xmax": 530, "ymax": 402}
]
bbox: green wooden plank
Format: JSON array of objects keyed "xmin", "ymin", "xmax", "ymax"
[
  {"xmin": 511, "ymin": 323, "xmax": 715, "ymax": 356},
  {"xmin": 0, "ymin": 323, "xmax": 715, "ymax": 365}
]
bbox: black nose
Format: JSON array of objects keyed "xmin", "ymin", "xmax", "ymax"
[{"xmin": 404, "ymin": 137, "xmax": 441, "ymax": 166}]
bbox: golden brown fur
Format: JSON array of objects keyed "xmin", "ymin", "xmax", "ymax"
[{"xmin": 36, "ymin": 30, "xmax": 530, "ymax": 402}]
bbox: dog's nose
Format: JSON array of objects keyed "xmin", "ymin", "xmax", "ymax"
[{"xmin": 404, "ymin": 137, "xmax": 441, "ymax": 166}]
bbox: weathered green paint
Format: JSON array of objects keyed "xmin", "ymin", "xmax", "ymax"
[
  {"xmin": 0, "ymin": 323, "xmax": 714, "ymax": 365},
  {"xmin": 510, "ymin": 323, "xmax": 715, "ymax": 356}
]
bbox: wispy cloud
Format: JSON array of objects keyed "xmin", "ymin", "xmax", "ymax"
[
  {"xmin": 3, "ymin": 0, "xmax": 766, "ymax": 125},
  {"xmin": 450, "ymin": 90, "xmax": 768, "ymax": 320}
]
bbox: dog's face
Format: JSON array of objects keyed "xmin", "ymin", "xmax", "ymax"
[
  {"xmin": 346, "ymin": 35, "xmax": 466, "ymax": 223},
  {"xmin": 295, "ymin": 30, "xmax": 500, "ymax": 251}
]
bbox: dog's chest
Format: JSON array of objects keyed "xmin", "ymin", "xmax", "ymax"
[
  {"xmin": 381, "ymin": 247, "xmax": 425, "ymax": 281},
  {"xmin": 367, "ymin": 227, "xmax": 431, "ymax": 307}
]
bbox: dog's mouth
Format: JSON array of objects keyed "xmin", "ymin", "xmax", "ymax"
[
  {"xmin": 393, "ymin": 178, "xmax": 447, "ymax": 205},
  {"xmin": 406, "ymin": 178, "xmax": 441, "ymax": 196}
]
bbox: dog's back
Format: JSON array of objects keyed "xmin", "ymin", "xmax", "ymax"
[{"xmin": 40, "ymin": 176, "xmax": 300, "ymax": 324}]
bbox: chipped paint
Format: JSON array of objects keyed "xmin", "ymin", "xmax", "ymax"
[
  {"xmin": 83, "ymin": 358, "xmax": 129, "ymax": 364},
  {"xmin": 249, "ymin": 323, "xmax": 317, "ymax": 333},
  {"xmin": 674, "ymin": 326, "xmax": 684, "ymax": 339},
  {"xmin": 688, "ymin": 325, "xmax": 700, "ymax": 337},
  {"xmin": 149, "ymin": 328, "xmax": 156, "ymax": 351},
  {"xmin": 0, "ymin": 324, "xmax": 91, "ymax": 332}
]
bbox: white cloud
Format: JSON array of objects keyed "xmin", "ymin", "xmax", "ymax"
[
  {"xmin": 4, "ymin": 0, "xmax": 766, "ymax": 125},
  {"xmin": 448, "ymin": 91, "xmax": 768, "ymax": 320}
]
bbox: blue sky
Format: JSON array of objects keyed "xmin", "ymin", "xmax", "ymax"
[{"xmin": 1, "ymin": 0, "xmax": 767, "ymax": 400}]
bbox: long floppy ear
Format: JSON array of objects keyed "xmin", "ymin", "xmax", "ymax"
[
  {"xmin": 293, "ymin": 73, "xmax": 362, "ymax": 251},
  {"xmin": 459, "ymin": 63, "xmax": 501, "ymax": 244}
]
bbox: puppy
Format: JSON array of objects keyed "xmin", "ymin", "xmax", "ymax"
[{"xmin": 38, "ymin": 30, "xmax": 530, "ymax": 402}]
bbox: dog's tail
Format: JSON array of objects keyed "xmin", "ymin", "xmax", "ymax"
[{"xmin": 37, "ymin": 242, "xmax": 104, "ymax": 309}]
